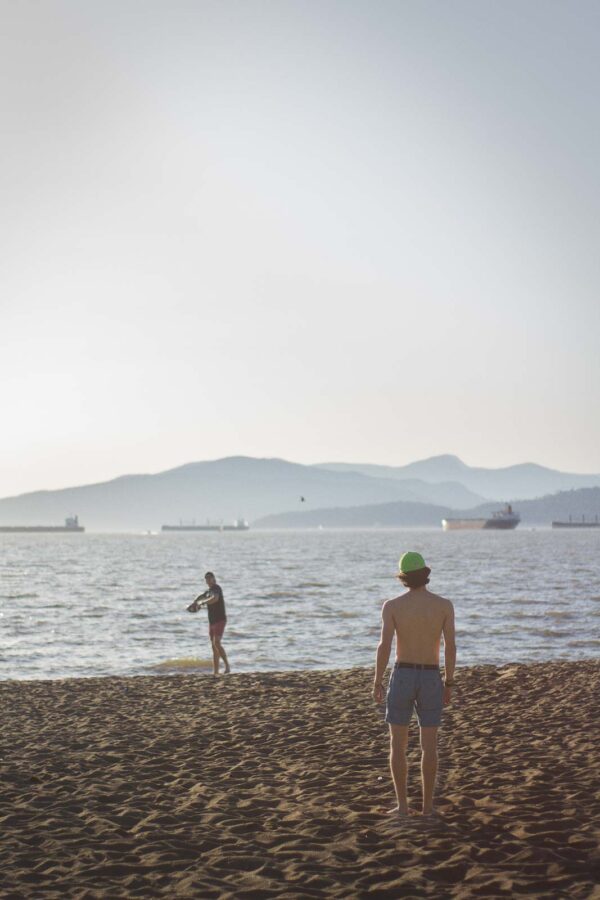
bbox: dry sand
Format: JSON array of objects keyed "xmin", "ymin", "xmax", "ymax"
[{"xmin": 1, "ymin": 661, "xmax": 599, "ymax": 898}]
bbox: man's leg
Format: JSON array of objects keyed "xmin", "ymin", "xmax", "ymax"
[
  {"xmin": 389, "ymin": 724, "xmax": 410, "ymax": 814},
  {"xmin": 213, "ymin": 636, "xmax": 230, "ymax": 674},
  {"xmin": 420, "ymin": 726, "xmax": 438, "ymax": 815},
  {"xmin": 210, "ymin": 637, "xmax": 220, "ymax": 675}
]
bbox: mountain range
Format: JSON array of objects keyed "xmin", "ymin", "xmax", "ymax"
[
  {"xmin": 0, "ymin": 457, "xmax": 475, "ymax": 531},
  {"xmin": 317, "ymin": 455, "xmax": 600, "ymax": 500},
  {"xmin": 0, "ymin": 455, "xmax": 599, "ymax": 531}
]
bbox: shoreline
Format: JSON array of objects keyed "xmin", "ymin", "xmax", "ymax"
[
  {"xmin": 0, "ymin": 656, "xmax": 600, "ymax": 689},
  {"xmin": 2, "ymin": 655, "xmax": 599, "ymax": 685},
  {"xmin": 2, "ymin": 661, "xmax": 599, "ymax": 897}
]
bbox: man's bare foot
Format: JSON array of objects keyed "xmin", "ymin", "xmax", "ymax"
[
  {"xmin": 387, "ymin": 806, "xmax": 417, "ymax": 817},
  {"xmin": 224, "ymin": 666, "xmax": 231, "ymax": 675},
  {"xmin": 421, "ymin": 808, "xmax": 440, "ymax": 818}
]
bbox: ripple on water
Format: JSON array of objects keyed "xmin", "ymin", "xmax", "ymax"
[{"xmin": 530, "ymin": 628, "xmax": 571, "ymax": 638}]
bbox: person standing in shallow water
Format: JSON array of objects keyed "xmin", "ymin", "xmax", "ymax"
[
  {"xmin": 187, "ymin": 572, "xmax": 231, "ymax": 676},
  {"xmin": 373, "ymin": 552, "xmax": 456, "ymax": 817}
]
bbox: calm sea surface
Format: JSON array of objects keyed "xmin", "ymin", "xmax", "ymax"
[{"xmin": 1, "ymin": 529, "xmax": 599, "ymax": 681}]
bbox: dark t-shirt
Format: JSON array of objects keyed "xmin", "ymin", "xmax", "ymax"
[{"xmin": 206, "ymin": 584, "xmax": 226, "ymax": 624}]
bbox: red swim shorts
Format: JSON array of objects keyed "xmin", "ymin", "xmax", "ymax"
[{"xmin": 209, "ymin": 620, "xmax": 226, "ymax": 639}]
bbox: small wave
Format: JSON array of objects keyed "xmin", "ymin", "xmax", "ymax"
[
  {"xmin": 297, "ymin": 582, "xmax": 329, "ymax": 589},
  {"xmin": 567, "ymin": 639, "xmax": 600, "ymax": 648},
  {"xmin": 147, "ymin": 658, "xmax": 213, "ymax": 671},
  {"xmin": 509, "ymin": 597, "xmax": 546, "ymax": 605},
  {"xmin": 530, "ymin": 628, "xmax": 570, "ymax": 638},
  {"xmin": 315, "ymin": 609, "xmax": 359, "ymax": 620},
  {"xmin": 3, "ymin": 593, "xmax": 39, "ymax": 600},
  {"xmin": 262, "ymin": 591, "xmax": 300, "ymax": 599}
]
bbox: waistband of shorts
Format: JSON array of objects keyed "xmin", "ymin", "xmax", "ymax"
[{"xmin": 394, "ymin": 662, "xmax": 439, "ymax": 671}]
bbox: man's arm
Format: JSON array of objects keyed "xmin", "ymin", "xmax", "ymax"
[
  {"xmin": 373, "ymin": 601, "xmax": 395, "ymax": 702},
  {"xmin": 187, "ymin": 590, "xmax": 211, "ymax": 613},
  {"xmin": 442, "ymin": 601, "xmax": 456, "ymax": 703},
  {"xmin": 192, "ymin": 589, "xmax": 221, "ymax": 610}
]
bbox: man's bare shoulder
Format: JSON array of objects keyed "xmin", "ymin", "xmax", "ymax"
[
  {"xmin": 381, "ymin": 596, "xmax": 400, "ymax": 614},
  {"xmin": 426, "ymin": 590, "xmax": 454, "ymax": 610},
  {"xmin": 386, "ymin": 591, "xmax": 411, "ymax": 608}
]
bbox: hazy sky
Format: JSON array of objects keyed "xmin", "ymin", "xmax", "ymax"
[{"xmin": 2, "ymin": 0, "xmax": 600, "ymax": 497}]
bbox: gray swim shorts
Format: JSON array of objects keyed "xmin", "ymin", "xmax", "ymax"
[{"xmin": 385, "ymin": 666, "xmax": 444, "ymax": 727}]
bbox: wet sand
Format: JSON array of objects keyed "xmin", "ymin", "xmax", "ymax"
[{"xmin": 1, "ymin": 661, "xmax": 599, "ymax": 898}]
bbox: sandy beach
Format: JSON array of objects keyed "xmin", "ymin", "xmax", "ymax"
[{"xmin": 1, "ymin": 661, "xmax": 599, "ymax": 898}]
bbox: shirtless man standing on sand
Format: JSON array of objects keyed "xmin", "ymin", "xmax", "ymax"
[{"xmin": 373, "ymin": 552, "xmax": 456, "ymax": 817}]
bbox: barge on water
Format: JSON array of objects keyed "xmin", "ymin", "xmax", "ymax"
[
  {"xmin": 442, "ymin": 505, "xmax": 520, "ymax": 531},
  {"xmin": 161, "ymin": 519, "xmax": 249, "ymax": 532},
  {"xmin": 552, "ymin": 516, "xmax": 600, "ymax": 529},
  {"xmin": 0, "ymin": 516, "xmax": 85, "ymax": 533}
]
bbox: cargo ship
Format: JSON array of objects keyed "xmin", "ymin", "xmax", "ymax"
[
  {"xmin": 0, "ymin": 516, "xmax": 85, "ymax": 533},
  {"xmin": 442, "ymin": 505, "xmax": 520, "ymax": 531},
  {"xmin": 161, "ymin": 519, "xmax": 249, "ymax": 532},
  {"xmin": 552, "ymin": 516, "xmax": 600, "ymax": 529}
]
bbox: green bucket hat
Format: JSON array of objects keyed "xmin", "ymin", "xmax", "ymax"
[{"xmin": 398, "ymin": 551, "xmax": 427, "ymax": 574}]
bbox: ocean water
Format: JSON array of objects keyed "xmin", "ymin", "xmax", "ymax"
[{"xmin": 1, "ymin": 529, "xmax": 599, "ymax": 681}]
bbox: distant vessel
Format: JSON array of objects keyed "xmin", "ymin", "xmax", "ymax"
[
  {"xmin": 0, "ymin": 516, "xmax": 85, "ymax": 534},
  {"xmin": 442, "ymin": 505, "xmax": 520, "ymax": 531},
  {"xmin": 552, "ymin": 515, "xmax": 600, "ymax": 529},
  {"xmin": 161, "ymin": 519, "xmax": 249, "ymax": 532}
]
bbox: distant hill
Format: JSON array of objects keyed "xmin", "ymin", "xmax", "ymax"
[
  {"xmin": 316, "ymin": 456, "xmax": 600, "ymax": 501},
  {"xmin": 255, "ymin": 487, "xmax": 600, "ymax": 528},
  {"xmin": 0, "ymin": 457, "xmax": 467, "ymax": 532},
  {"xmin": 256, "ymin": 500, "xmax": 452, "ymax": 529},
  {"xmin": 376, "ymin": 479, "xmax": 484, "ymax": 509}
]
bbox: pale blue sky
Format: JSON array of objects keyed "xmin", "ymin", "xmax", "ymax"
[{"xmin": 2, "ymin": 0, "xmax": 599, "ymax": 496}]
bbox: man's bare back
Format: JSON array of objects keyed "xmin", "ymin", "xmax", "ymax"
[{"xmin": 388, "ymin": 588, "xmax": 453, "ymax": 667}]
